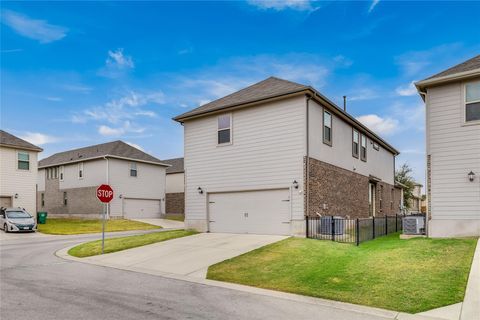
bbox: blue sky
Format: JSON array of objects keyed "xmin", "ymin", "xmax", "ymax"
[{"xmin": 1, "ymin": 1, "xmax": 480, "ymax": 184}]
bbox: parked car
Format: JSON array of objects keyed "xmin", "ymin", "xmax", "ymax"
[{"xmin": 0, "ymin": 207, "xmax": 37, "ymax": 232}]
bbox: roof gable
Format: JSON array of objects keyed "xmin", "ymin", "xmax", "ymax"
[
  {"xmin": 39, "ymin": 140, "xmax": 165, "ymax": 168},
  {"xmin": 0, "ymin": 130, "xmax": 43, "ymax": 152},
  {"xmin": 162, "ymin": 157, "xmax": 184, "ymax": 174},
  {"xmin": 173, "ymin": 77, "xmax": 309, "ymax": 121}
]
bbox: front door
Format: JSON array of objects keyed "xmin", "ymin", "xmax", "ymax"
[{"xmin": 369, "ymin": 183, "xmax": 376, "ymax": 217}]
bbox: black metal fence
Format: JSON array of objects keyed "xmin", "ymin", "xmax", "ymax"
[{"xmin": 306, "ymin": 215, "xmax": 404, "ymax": 245}]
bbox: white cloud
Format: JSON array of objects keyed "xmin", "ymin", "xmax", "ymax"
[
  {"xmin": 46, "ymin": 96, "xmax": 62, "ymax": 102},
  {"xmin": 125, "ymin": 141, "xmax": 145, "ymax": 151},
  {"xmin": 333, "ymin": 55, "xmax": 353, "ymax": 68},
  {"xmin": 106, "ymin": 48, "xmax": 134, "ymax": 69},
  {"xmin": 368, "ymin": 0, "xmax": 380, "ymax": 13},
  {"xmin": 62, "ymin": 84, "xmax": 92, "ymax": 93},
  {"xmin": 99, "ymin": 48, "xmax": 135, "ymax": 78},
  {"xmin": 20, "ymin": 132, "xmax": 60, "ymax": 145},
  {"xmin": 73, "ymin": 90, "xmax": 163, "ymax": 124},
  {"xmin": 395, "ymin": 81, "xmax": 418, "ymax": 96},
  {"xmin": 247, "ymin": 0, "xmax": 316, "ymax": 11},
  {"xmin": 1, "ymin": 10, "xmax": 67, "ymax": 43},
  {"xmin": 348, "ymin": 88, "xmax": 378, "ymax": 101},
  {"xmin": 356, "ymin": 114, "xmax": 399, "ymax": 136},
  {"xmin": 98, "ymin": 121, "xmax": 145, "ymax": 137}
]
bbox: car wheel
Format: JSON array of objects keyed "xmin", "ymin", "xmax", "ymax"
[{"xmin": 3, "ymin": 224, "xmax": 8, "ymax": 233}]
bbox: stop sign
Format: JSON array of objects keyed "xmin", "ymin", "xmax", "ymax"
[{"xmin": 96, "ymin": 184, "xmax": 114, "ymax": 203}]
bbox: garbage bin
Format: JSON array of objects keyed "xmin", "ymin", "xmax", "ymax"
[{"xmin": 37, "ymin": 212, "xmax": 48, "ymax": 224}]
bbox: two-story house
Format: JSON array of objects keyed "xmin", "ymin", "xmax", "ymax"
[
  {"xmin": 416, "ymin": 54, "xmax": 480, "ymax": 237},
  {"xmin": 37, "ymin": 140, "xmax": 169, "ymax": 219},
  {"xmin": 0, "ymin": 130, "xmax": 43, "ymax": 215},
  {"xmin": 174, "ymin": 77, "xmax": 401, "ymax": 236}
]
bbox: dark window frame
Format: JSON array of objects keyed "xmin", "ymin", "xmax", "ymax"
[
  {"xmin": 465, "ymin": 81, "xmax": 480, "ymax": 123},
  {"xmin": 217, "ymin": 114, "xmax": 232, "ymax": 145},
  {"xmin": 360, "ymin": 134, "xmax": 367, "ymax": 162},
  {"xmin": 323, "ymin": 109, "xmax": 332, "ymax": 146},
  {"xmin": 130, "ymin": 162, "xmax": 138, "ymax": 177},
  {"xmin": 352, "ymin": 129, "xmax": 359, "ymax": 158}
]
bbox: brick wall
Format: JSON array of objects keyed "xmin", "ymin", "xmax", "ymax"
[
  {"xmin": 166, "ymin": 192, "xmax": 184, "ymax": 214},
  {"xmin": 306, "ymin": 157, "xmax": 398, "ymax": 218}
]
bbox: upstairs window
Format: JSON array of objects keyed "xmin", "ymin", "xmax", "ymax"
[
  {"xmin": 130, "ymin": 162, "xmax": 137, "ymax": 177},
  {"xmin": 59, "ymin": 166, "xmax": 64, "ymax": 181},
  {"xmin": 217, "ymin": 114, "xmax": 231, "ymax": 144},
  {"xmin": 352, "ymin": 129, "xmax": 359, "ymax": 158},
  {"xmin": 323, "ymin": 110, "xmax": 332, "ymax": 146},
  {"xmin": 17, "ymin": 152, "xmax": 30, "ymax": 170},
  {"xmin": 54, "ymin": 167, "xmax": 58, "ymax": 179},
  {"xmin": 466, "ymin": 81, "xmax": 480, "ymax": 122},
  {"xmin": 360, "ymin": 134, "xmax": 367, "ymax": 162},
  {"xmin": 78, "ymin": 162, "xmax": 84, "ymax": 179}
]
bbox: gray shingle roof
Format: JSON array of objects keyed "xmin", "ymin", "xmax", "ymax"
[
  {"xmin": 162, "ymin": 157, "xmax": 184, "ymax": 174},
  {"xmin": 173, "ymin": 77, "xmax": 309, "ymax": 121},
  {"xmin": 423, "ymin": 54, "xmax": 480, "ymax": 81},
  {"xmin": 0, "ymin": 130, "xmax": 43, "ymax": 152},
  {"xmin": 39, "ymin": 140, "xmax": 165, "ymax": 168}
]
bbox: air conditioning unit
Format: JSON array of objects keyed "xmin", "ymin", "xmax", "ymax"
[{"xmin": 403, "ymin": 216, "xmax": 425, "ymax": 235}]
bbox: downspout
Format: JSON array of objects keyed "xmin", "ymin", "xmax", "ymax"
[
  {"xmin": 418, "ymin": 89, "xmax": 429, "ymax": 235},
  {"xmin": 103, "ymin": 156, "xmax": 110, "ymax": 218},
  {"xmin": 305, "ymin": 93, "xmax": 315, "ymax": 219}
]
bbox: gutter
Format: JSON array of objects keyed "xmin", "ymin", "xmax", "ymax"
[{"xmin": 39, "ymin": 155, "xmax": 172, "ymax": 169}]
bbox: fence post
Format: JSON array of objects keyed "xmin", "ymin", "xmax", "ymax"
[
  {"xmin": 372, "ymin": 217, "xmax": 375, "ymax": 239},
  {"xmin": 306, "ymin": 216, "xmax": 309, "ymax": 238},
  {"xmin": 395, "ymin": 214, "xmax": 398, "ymax": 232},
  {"xmin": 385, "ymin": 215, "xmax": 388, "ymax": 235},
  {"xmin": 331, "ymin": 216, "xmax": 335, "ymax": 242},
  {"xmin": 356, "ymin": 218, "xmax": 360, "ymax": 246}
]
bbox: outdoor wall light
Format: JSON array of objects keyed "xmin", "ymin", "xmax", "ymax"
[
  {"xmin": 119, "ymin": 194, "xmax": 123, "ymax": 199},
  {"xmin": 197, "ymin": 187, "xmax": 203, "ymax": 194},
  {"xmin": 292, "ymin": 180, "xmax": 299, "ymax": 189},
  {"xmin": 468, "ymin": 171, "xmax": 475, "ymax": 182},
  {"xmin": 14, "ymin": 193, "xmax": 18, "ymax": 199}
]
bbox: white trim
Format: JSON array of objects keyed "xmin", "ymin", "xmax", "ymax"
[
  {"xmin": 463, "ymin": 80, "xmax": 480, "ymax": 125},
  {"xmin": 415, "ymin": 68, "xmax": 480, "ymax": 89},
  {"xmin": 16, "ymin": 150, "xmax": 30, "ymax": 171},
  {"xmin": 39, "ymin": 155, "xmax": 171, "ymax": 169}
]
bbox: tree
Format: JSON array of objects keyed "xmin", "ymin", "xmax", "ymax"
[{"xmin": 395, "ymin": 163, "xmax": 416, "ymax": 209}]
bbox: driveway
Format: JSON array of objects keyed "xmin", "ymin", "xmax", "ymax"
[
  {"xmin": 131, "ymin": 218, "xmax": 184, "ymax": 229},
  {"xmin": 67, "ymin": 233, "xmax": 287, "ymax": 278}
]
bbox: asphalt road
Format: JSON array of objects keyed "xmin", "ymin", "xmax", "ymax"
[{"xmin": 0, "ymin": 231, "xmax": 392, "ymax": 320}]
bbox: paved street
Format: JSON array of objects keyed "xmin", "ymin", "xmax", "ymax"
[{"xmin": 1, "ymin": 231, "xmax": 397, "ymax": 320}]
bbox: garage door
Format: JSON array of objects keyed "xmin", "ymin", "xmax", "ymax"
[
  {"xmin": 0, "ymin": 196, "xmax": 12, "ymax": 208},
  {"xmin": 208, "ymin": 189, "xmax": 291, "ymax": 235},
  {"xmin": 124, "ymin": 199, "xmax": 162, "ymax": 219}
]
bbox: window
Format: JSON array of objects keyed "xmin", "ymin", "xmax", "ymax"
[
  {"xmin": 17, "ymin": 152, "xmax": 30, "ymax": 170},
  {"xmin": 390, "ymin": 189, "xmax": 394, "ymax": 211},
  {"xmin": 465, "ymin": 81, "xmax": 480, "ymax": 122},
  {"xmin": 379, "ymin": 185, "xmax": 384, "ymax": 211},
  {"xmin": 323, "ymin": 110, "xmax": 332, "ymax": 146},
  {"xmin": 352, "ymin": 129, "xmax": 359, "ymax": 158},
  {"xmin": 41, "ymin": 193, "xmax": 45, "ymax": 207},
  {"xmin": 59, "ymin": 166, "xmax": 64, "ymax": 181},
  {"xmin": 54, "ymin": 167, "xmax": 58, "ymax": 179},
  {"xmin": 63, "ymin": 192, "xmax": 67, "ymax": 206},
  {"xmin": 360, "ymin": 134, "xmax": 367, "ymax": 161},
  {"xmin": 78, "ymin": 162, "xmax": 84, "ymax": 179},
  {"xmin": 130, "ymin": 162, "xmax": 137, "ymax": 177},
  {"xmin": 217, "ymin": 114, "xmax": 231, "ymax": 144}
]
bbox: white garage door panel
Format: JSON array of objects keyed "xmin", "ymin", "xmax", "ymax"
[
  {"xmin": 124, "ymin": 199, "xmax": 161, "ymax": 219},
  {"xmin": 208, "ymin": 189, "xmax": 290, "ymax": 235}
]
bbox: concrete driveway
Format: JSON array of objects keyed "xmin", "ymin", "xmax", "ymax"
[
  {"xmin": 131, "ymin": 218, "xmax": 184, "ymax": 229},
  {"xmin": 71, "ymin": 233, "xmax": 287, "ymax": 278}
]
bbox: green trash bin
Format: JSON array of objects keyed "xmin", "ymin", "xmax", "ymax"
[{"xmin": 37, "ymin": 212, "xmax": 48, "ymax": 224}]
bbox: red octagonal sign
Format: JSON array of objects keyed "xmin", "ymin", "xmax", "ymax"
[{"xmin": 96, "ymin": 184, "xmax": 114, "ymax": 203}]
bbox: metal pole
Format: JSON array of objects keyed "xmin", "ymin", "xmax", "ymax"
[
  {"xmin": 331, "ymin": 216, "xmax": 335, "ymax": 242},
  {"xmin": 356, "ymin": 218, "xmax": 360, "ymax": 246},
  {"xmin": 306, "ymin": 216, "xmax": 309, "ymax": 238},
  {"xmin": 372, "ymin": 217, "xmax": 375, "ymax": 239},
  {"xmin": 101, "ymin": 203, "xmax": 106, "ymax": 254}
]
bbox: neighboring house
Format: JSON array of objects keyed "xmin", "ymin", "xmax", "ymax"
[
  {"xmin": 416, "ymin": 54, "xmax": 480, "ymax": 237},
  {"xmin": 163, "ymin": 157, "xmax": 185, "ymax": 214},
  {"xmin": 408, "ymin": 183, "xmax": 423, "ymax": 213},
  {"xmin": 37, "ymin": 141, "xmax": 169, "ymax": 219},
  {"xmin": 173, "ymin": 77, "xmax": 401, "ymax": 236},
  {"xmin": 0, "ymin": 130, "xmax": 43, "ymax": 215}
]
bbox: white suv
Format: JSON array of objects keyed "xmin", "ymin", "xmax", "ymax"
[{"xmin": 0, "ymin": 207, "xmax": 37, "ymax": 232}]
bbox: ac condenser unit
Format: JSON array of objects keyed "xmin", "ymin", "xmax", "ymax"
[{"xmin": 403, "ymin": 216, "xmax": 425, "ymax": 235}]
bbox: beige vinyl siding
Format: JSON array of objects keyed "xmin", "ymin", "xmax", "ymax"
[
  {"xmin": 59, "ymin": 159, "xmax": 106, "ymax": 189},
  {"xmin": 184, "ymin": 96, "xmax": 306, "ymax": 224},
  {"xmin": 0, "ymin": 146, "xmax": 39, "ymax": 214},
  {"xmin": 309, "ymin": 100, "xmax": 395, "ymax": 185},
  {"xmin": 427, "ymin": 81, "xmax": 480, "ymax": 220},
  {"xmin": 166, "ymin": 172, "xmax": 184, "ymax": 193},
  {"xmin": 108, "ymin": 158, "xmax": 166, "ymax": 217}
]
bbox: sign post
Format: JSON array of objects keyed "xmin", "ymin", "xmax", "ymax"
[{"xmin": 96, "ymin": 184, "xmax": 114, "ymax": 254}]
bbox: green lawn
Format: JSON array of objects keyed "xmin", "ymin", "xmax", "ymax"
[
  {"xmin": 38, "ymin": 218, "xmax": 161, "ymax": 235},
  {"xmin": 68, "ymin": 229, "xmax": 197, "ymax": 257},
  {"xmin": 207, "ymin": 233, "xmax": 477, "ymax": 313}
]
